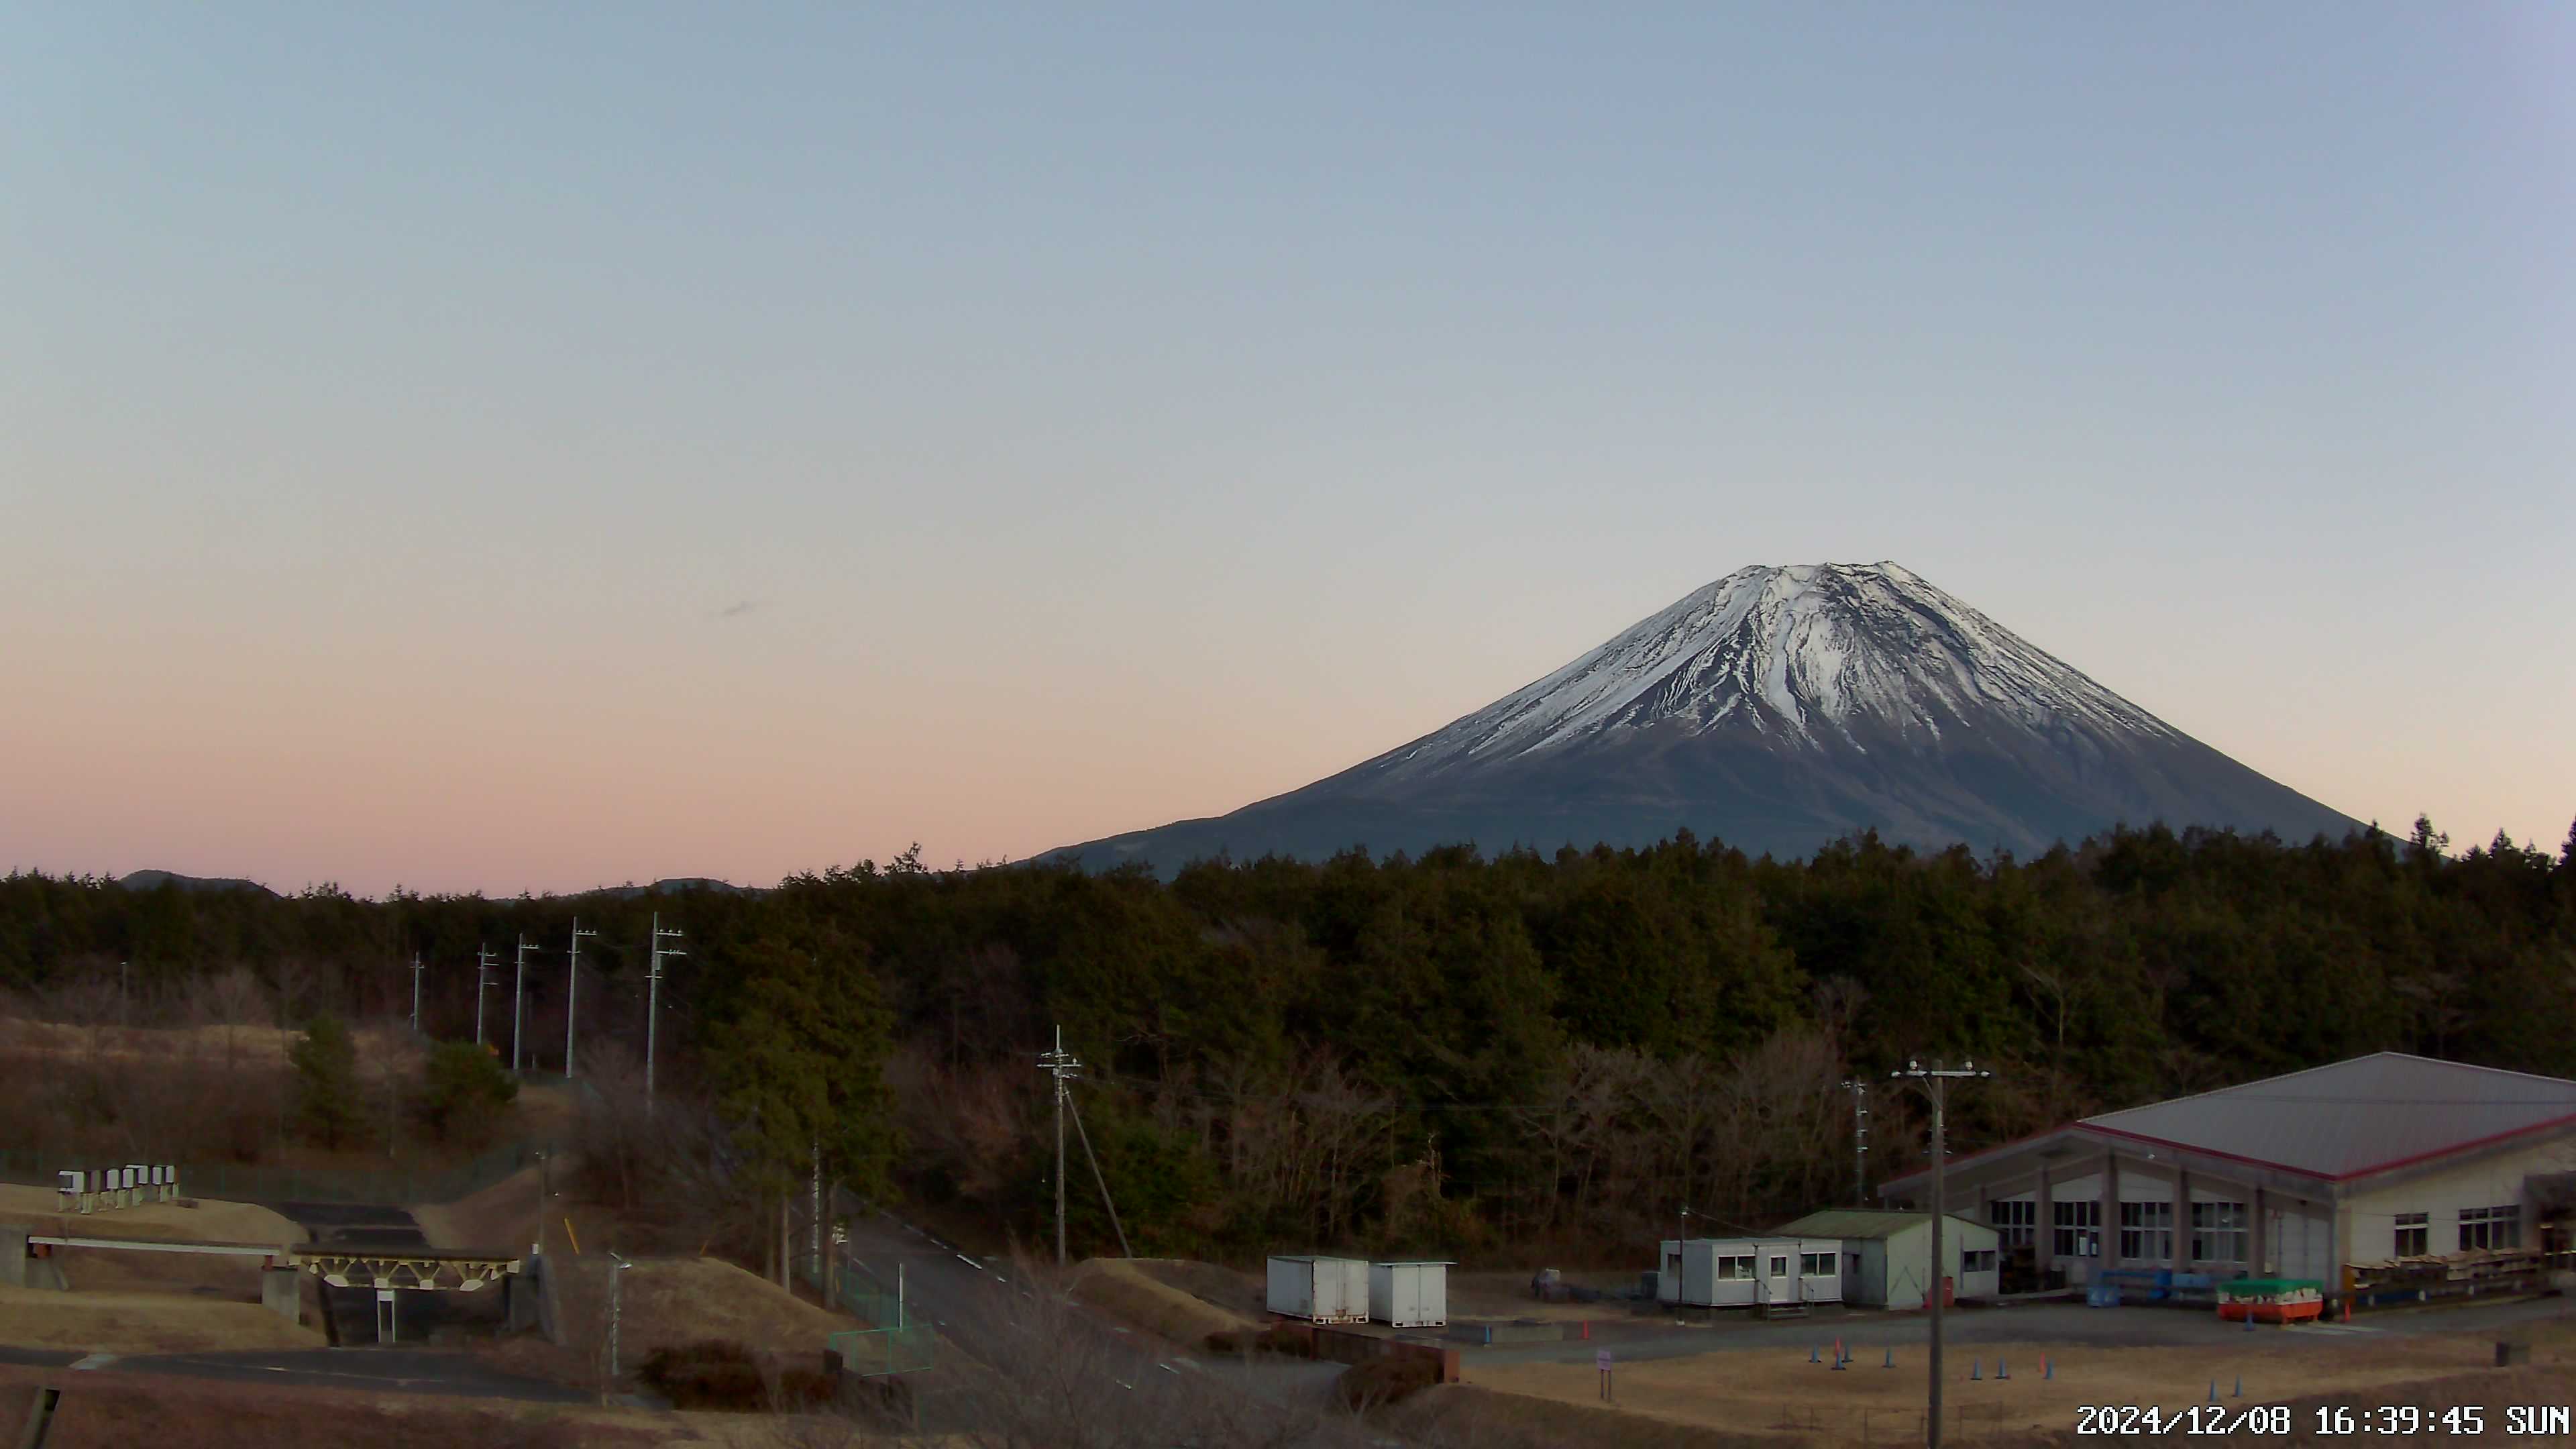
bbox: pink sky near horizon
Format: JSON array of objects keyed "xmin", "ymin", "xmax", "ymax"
[{"xmin": 4, "ymin": 5, "xmax": 2571, "ymax": 896}]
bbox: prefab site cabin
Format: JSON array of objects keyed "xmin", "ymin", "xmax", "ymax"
[
  {"xmin": 1267, "ymin": 1256, "xmax": 1369, "ymax": 1323},
  {"xmin": 1655, "ymin": 1238, "xmax": 1845, "ymax": 1309},
  {"xmin": 1776, "ymin": 1210, "xmax": 2000, "ymax": 1309},
  {"xmin": 1368, "ymin": 1260, "xmax": 1452, "ymax": 1328}
]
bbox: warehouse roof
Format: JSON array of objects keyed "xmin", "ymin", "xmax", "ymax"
[
  {"xmin": 1775, "ymin": 1210, "xmax": 1990, "ymax": 1240},
  {"xmin": 2079, "ymin": 1053, "xmax": 2576, "ymax": 1181}
]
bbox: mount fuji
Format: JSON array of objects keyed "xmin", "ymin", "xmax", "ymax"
[{"xmin": 1044, "ymin": 562, "xmax": 2361, "ymax": 873}]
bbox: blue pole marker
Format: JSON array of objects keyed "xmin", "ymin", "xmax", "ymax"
[
  {"xmin": 2234, "ymin": 1376, "xmax": 2243, "ymax": 1398},
  {"xmin": 1884, "ymin": 1348, "xmax": 1894, "ymax": 1368},
  {"xmin": 2043, "ymin": 1356, "xmax": 2053, "ymax": 1381},
  {"xmin": 1969, "ymin": 1358, "xmax": 1981, "ymax": 1381},
  {"xmin": 1998, "ymin": 1357, "xmax": 2009, "ymax": 1380},
  {"xmin": 1809, "ymin": 1344, "xmax": 1820, "ymax": 1364},
  {"xmin": 2208, "ymin": 1381, "xmax": 2219, "ymax": 1403}
]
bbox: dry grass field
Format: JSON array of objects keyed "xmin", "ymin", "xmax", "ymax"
[
  {"xmin": 0, "ymin": 1364, "xmax": 856, "ymax": 1449},
  {"xmin": 1073, "ymin": 1257, "xmax": 1259, "ymax": 1346},
  {"xmin": 0, "ymin": 1183, "xmax": 303, "ymax": 1246},
  {"xmin": 414, "ymin": 1160, "xmax": 549, "ymax": 1250},
  {"xmin": 487, "ymin": 1252, "xmax": 861, "ymax": 1395},
  {"xmin": 1465, "ymin": 1327, "xmax": 2570, "ymax": 1444},
  {"xmin": 0, "ymin": 1285, "xmax": 323, "ymax": 1353}
]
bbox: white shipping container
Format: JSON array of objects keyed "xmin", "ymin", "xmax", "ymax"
[
  {"xmin": 1368, "ymin": 1260, "xmax": 1451, "ymax": 1328},
  {"xmin": 1266, "ymin": 1256, "xmax": 1370, "ymax": 1323}
]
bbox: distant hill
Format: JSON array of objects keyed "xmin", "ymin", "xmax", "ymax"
[
  {"xmin": 1045, "ymin": 561, "xmax": 2363, "ymax": 875},
  {"xmin": 115, "ymin": 869, "xmax": 278, "ymax": 898}
]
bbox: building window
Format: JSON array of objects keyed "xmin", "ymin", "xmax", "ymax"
[
  {"xmin": 2394, "ymin": 1212, "xmax": 2428, "ymax": 1257},
  {"xmin": 2119, "ymin": 1201, "xmax": 2175, "ymax": 1261},
  {"xmin": 2053, "ymin": 1200, "xmax": 2101, "ymax": 1257},
  {"xmin": 2460, "ymin": 1205, "xmax": 2521, "ymax": 1252},
  {"xmin": 1962, "ymin": 1249, "xmax": 1998, "ymax": 1273},
  {"xmin": 1717, "ymin": 1255, "xmax": 1754, "ymax": 1281},
  {"xmin": 1770, "ymin": 1256, "xmax": 1788, "ymax": 1278},
  {"xmin": 1800, "ymin": 1252, "xmax": 1835, "ymax": 1276},
  {"xmin": 1989, "ymin": 1199, "xmax": 2035, "ymax": 1248},
  {"xmin": 2192, "ymin": 1202, "xmax": 2247, "ymax": 1263}
]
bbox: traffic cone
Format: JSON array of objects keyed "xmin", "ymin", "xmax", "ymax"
[
  {"xmin": 1809, "ymin": 1344, "xmax": 1820, "ymax": 1364},
  {"xmin": 1970, "ymin": 1358, "xmax": 1981, "ymax": 1381},
  {"xmin": 1884, "ymin": 1348, "xmax": 1894, "ymax": 1368},
  {"xmin": 2233, "ymin": 1376, "xmax": 2243, "ymax": 1398},
  {"xmin": 2342, "ymin": 1299, "xmax": 2352, "ymax": 1324},
  {"xmin": 1997, "ymin": 1357, "xmax": 2009, "ymax": 1380}
]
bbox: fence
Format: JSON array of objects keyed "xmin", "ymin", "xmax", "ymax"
[
  {"xmin": 0, "ymin": 1138, "xmax": 547, "ymax": 1207},
  {"xmin": 801, "ymin": 1186, "xmax": 934, "ymax": 1377}
]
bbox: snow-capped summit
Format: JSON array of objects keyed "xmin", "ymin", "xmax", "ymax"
[{"xmin": 1048, "ymin": 563, "xmax": 2359, "ymax": 873}]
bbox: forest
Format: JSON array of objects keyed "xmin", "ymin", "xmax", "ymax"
[{"xmin": 4, "ymin": 815, "xmax": 2572, "ymax": 1264}]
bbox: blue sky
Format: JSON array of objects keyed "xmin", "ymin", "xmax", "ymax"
[{"xmin": 4, "ymin": 3, "xmax": 2570, "ymax": 892}]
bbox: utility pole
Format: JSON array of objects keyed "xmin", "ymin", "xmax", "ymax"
[
  {"xmin": 1840, "ymin": 1077, "xmax": 1872, "ymax": 1206},
  {"xmin": 604, "ymin": 1253, "xmax": 631, "ymax": 1405},
  {"xmin": 1037, "ymin": 1026, "xmax": 1082, "ymax": 1267},
  {"xmin": 409, "ymin": 953, "xmax": 425, "ymax": 1034},
  {"xmin": 512, "ymin": 934, "xmax": 538, "ymax": 1074},
  {"xmin": 474, "ymin": 945, "xmax": 499, "ymax": 1048},
  {"xmin": 645, "ymin": 914, "xmax": 684, "ymax": 1108},
  {"xmin": 1890, "ymin": 1058, "xmax": 1992, "ymax": 1449},
  {"xmin": 565, "ymin": 918, "xmax": 598, "ymax": 1079}
]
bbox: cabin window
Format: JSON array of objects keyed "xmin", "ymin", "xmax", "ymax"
[
  {"xmin": 1800, "ymin": 1252, "xmax": 1835, "ymax": 1275},
  {"xmin": 1988, "ymin": 1199, "xmax": 2036, "ymax": 1248},
  {"xmin": 1716, "ymin": 1255, "xmax": 1754, "ymax": 1281},
  {"xmin": 1961, "ymin": 1249, "xmax": 1997, "ymax": 1273}
]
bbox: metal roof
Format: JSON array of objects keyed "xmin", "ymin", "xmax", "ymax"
[
  {"xmin": 1775, "ymin": 1210, "xmax": 1990, "ymax": 1241},
  {"xmin": 2078, "ymin": 1053, "xmax": 2576, "ymax": 1181}
]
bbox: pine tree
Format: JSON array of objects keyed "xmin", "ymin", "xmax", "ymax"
[{"xmin": 289, "ymin": 1013, "xmax": 364, "ymax": 1149}]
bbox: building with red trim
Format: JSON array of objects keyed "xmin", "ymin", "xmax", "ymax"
[{"xmin": 1876, "ymin": 1053, "xmax": 2576, "ymax": 1289}]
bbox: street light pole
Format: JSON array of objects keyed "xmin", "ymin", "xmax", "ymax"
[
  {"xmin": 565, "ymin": 918, "xmax": 598, "ymax": 1079},
  {"xmin": 1890, "ymin": 1058, "xmax": 1991, "ymax": 1449}
]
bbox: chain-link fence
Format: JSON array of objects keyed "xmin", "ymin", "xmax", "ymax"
[{"xmin": 0, "ymin": 1138, "xmax": 546, "ymax": 1207}]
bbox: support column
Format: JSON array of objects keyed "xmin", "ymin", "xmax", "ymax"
[
  {"xmin": 2035, "ymin": 1169, "xmax": 2056, "ymax": 1279},
  {"xmin": 2174, "ymin": 1169, "xmax": 2192, "ymax": 1271},
  {"xmin": 2100, "ymin": 1154, "xmax": 2121, "ymax": 1269},
  {"xmin": 2252, "ymin": 1187, "xmax": 2269, "ymax": 1276}
]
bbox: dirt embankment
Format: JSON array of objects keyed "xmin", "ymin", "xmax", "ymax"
[
  {"xmin": 0, "ymin": 1286, "xmax": 323, "ymax": 1354},
  {"xmin": 1071, "ymin": 1258, "xmax": 1260, "ymax": 1348}
]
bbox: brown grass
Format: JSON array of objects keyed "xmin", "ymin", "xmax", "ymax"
[
  {"xmin": 0, "ymin": 1364, "xmax": 705, "ymax": 1449},
  {"xmin": 1069, "ymin": 1257, "xmax": 1258, "ymax": 1348},
  {"xmin": 1384, "ymin": 1384, "xmax": 1779, "ymax": 1449},
  {"xmin": 413, "ymin": 1161, "xmax": 547, "ymax": 1250},
  {"xmin": 0, "ymin": 1285, "xmax": 323, "ymax": 1353},
  {"xmin": 1464, "ymin": 1326, "xmax": 2576, "ymax": 1445}
]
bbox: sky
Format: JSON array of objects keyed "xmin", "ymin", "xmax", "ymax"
[{"xmin": 4, "ymin": 4, "xmax": 2571, "ymax": 897}]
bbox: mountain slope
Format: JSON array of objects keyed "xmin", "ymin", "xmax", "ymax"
[{"xmin": 1046, "ymin": 562, "xmax": 2359, "ymax": 873}]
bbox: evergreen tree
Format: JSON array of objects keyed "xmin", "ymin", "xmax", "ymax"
[{"xmin": 288, "ymin": 1013, "xmax": 364, "ymax": 1149}]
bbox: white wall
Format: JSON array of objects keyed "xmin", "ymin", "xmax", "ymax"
[{"xmin": 2345, "ymin": 1136, "xmax": 2576, "ymax": 1267}]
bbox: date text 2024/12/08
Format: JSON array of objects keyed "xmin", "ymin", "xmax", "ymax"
[{"xmin": 2077, "ymin": 1404, "xmax": 2573, "ymax": 1436}]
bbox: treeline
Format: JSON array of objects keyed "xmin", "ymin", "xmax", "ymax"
[{"xmin": 5, "ymin": 817, "xmax": 2573, "ymax": 1260}]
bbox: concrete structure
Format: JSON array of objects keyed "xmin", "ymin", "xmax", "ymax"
[
  {"xmin": 1878, "ymin": 1053, "xmax": 2576, "ymax": 1294},
  {"xmin": 1654, "ymin": 1236, "xmax": 1843, "ymax": 1309},
  {"xmin": 1776, "ymin": 1209, "xmax": 1998, "ymax": 1309},
  {"xmin": 261, "ymin": 1265, "xmax": 302, "ymax": 1322},
  {"xmin": 1267, "ymin": 1255, "xmax": 1368, "ymax": 1323},
  {"xmin": 1367, "ymin": 1260, "xmax": 1451, "ymax": 1328}
]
